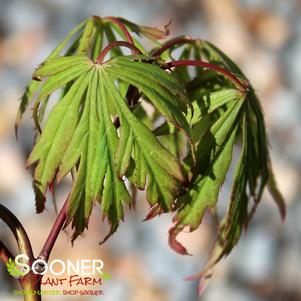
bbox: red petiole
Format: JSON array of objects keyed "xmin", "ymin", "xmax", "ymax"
[
  {"xmin": 96, "ymin": 41, "xmax": 142, "ymax": 64},
  {"xmin": 166, "ymin": 60, "xmax": 247, "ymax": 92},
  {"xmin": 104, "ymin": 16, "xmax": 135, "ymax": 45}
]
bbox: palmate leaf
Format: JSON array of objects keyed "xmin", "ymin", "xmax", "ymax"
[
  {"xmin": 27, "ymin": 54, "xmax": 190, "ymax": 241},
  {"xmin": 167, "ymin": 41, "xmax": 285, "ymax": 286},
  {"xmin": 169, "ymin": 89, "xmax": 244, "ymax": 253},
  {"xmin": 198, "ymin": 41, "xmax": 285, "ymax": 218}
]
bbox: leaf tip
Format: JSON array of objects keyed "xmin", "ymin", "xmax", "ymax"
[
  {"xmin": 98, "ymin": 223, "xmax": 119, "ymax": 245},
  {"xmin": 143, "ymin": 204, "xmax": 162, "ymax": 221},
  {"xmin": 168, "ymin": 224, "xmax": 191, "ymax": 256}
]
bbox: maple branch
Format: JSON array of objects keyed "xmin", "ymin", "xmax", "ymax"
[
  {"xmin": 104, "ymin": 16, "xmax": 135, "ymax": 45},
  {"xmin": 96, "ymin": 41, "xmax": 142, "ymax": 64},
  {"xmin": 38, "ymin": 199, "xmax": 67, "ymax": 262},
  {"xmin": 0, "ymin": 240, "xmax": 13, "ymax": 264},
  {"xmin": 166, "ymin": 60, "xmax": 247, "ymax": 92},
  {"xmin": 0, "ymin": 204, "xmax": 34, "ymax": 261},
  {"xmin": 152, "ymin": 35, "xmax": 194, "ymax": 57}
]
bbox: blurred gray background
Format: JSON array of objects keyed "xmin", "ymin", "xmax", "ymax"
[{"xmin": 0, "ymin": 0, "xmax": 300, "ymax": 300}]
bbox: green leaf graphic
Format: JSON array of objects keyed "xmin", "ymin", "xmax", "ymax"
[
  {"xmin": 101, "ymin": 272, "xmax": 112, "ymax": 280},
  {"xmin": 6, "ymin": 258, "xmax": 26, "ymax": 278}
]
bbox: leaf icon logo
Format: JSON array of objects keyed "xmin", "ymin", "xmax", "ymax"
[{"xmin": 6, "ymin": 258, "xmax": 26, "ymax": 278}]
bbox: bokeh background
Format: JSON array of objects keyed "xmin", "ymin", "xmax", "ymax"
[{"xmin": 0, "ymin": 0, "xmax": 300, "ymax": 300}]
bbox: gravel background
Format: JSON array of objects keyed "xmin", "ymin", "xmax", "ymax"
[{"xmin": 0, "ymin": 1, "xmax": 300, "ymax": 300}]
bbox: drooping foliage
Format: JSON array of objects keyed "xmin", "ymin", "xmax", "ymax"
[{"xmin": 17, "ymin": 16, "xmax": 285, "ymax": 292}]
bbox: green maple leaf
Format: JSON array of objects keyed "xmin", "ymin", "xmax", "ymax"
[
  {"xmin": 167, "ymin": 40, "xmax": 285, "ymax": 280},
  {"xmin": 27, "ymin": 54, "xmax": 190, "ymax": 241}
]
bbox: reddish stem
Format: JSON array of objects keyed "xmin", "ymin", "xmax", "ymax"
[
  {"xmin": 96, "ymin": 41, "xmax": 142, "ymax": 64},
  {"xmin": 167, "ymin": 60, "xmax": 247, "ymax": 91},
  {"xmin": 152, "ymin": 35, "xmax": 194, "ymax": 57},
  {"xmin": 38, "ymin": 200, "xmax": 67, "ymax": 262},
  {"xmin": 104, "ymin": 16, "xmax": 134, "ymax": 45}
]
